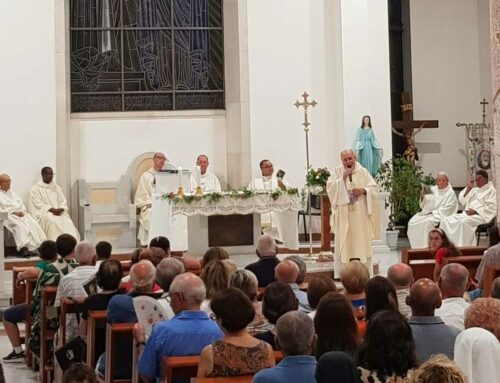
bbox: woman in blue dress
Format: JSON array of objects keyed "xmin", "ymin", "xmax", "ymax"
[{"xmin": 353, "ymin": 115, "xmax": 383, "ymax": 177}]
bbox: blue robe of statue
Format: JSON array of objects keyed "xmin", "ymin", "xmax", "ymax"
[{"xmin": 353, "ymin": 127, "xmax": 382, "ymax": 177}]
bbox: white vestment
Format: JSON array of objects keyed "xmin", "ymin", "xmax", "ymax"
[
  {"xmin": 407, "ymin": 184, "xmax": 458, "ymax": 248},
  {"xmin": 326, "ymin": 162, "xmax": 379, "ymax": 275},
  {"xmin": 134, "ymin": 168, "xmax": 157, "ymax": 246},
  {"xmin": 189, "ymin": 170, "xmax": 222, "ymax": 193},
  {"xmin": 248, "ymin": 176, "xmax": 290, "ymax": 242},
  {"xmin": 29, "ymin": 181, "xmax": 80, "ymax": 241},
  {"xmin": 0, "ymin": 189, "xmax": 46, "ymax": 251},
  {"xmin": 440, "ymin": 182, "xmax": 497, "ymax": 246}
]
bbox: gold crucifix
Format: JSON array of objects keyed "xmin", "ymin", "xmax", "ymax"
[{"xmin": 294, "ymin": 91, "xmax": 317, "ymax": 132}]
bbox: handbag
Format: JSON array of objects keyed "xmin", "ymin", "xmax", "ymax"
[{"xmin": 54, "ymin": 298, "xmax": 87, "ymax": 371}]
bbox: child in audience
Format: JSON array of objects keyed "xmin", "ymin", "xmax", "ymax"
[{"xmin": 95, "ymin": 241, "xmax": 112, "ymax": 268}]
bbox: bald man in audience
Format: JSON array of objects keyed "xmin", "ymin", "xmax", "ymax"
[
  {"xmin": 387, "ymin": 263, "xmax": 413, "ymax": 319},
  {"xmin": 245, "ymin": 234, "xmax": 280, "ymax": 287},
  {"xmin": 134, "ymin": 152, "xmax": 168, "ymax": 246},
  {"xmin": 275, "ymin": 260, "xmax": 310, "ymax": 313},
  {"xmin": 54, "ymin": 242, "xmax": 97, "ymax": 341},
  {"xmin": 407, "ymin": 278, "xmax": 461, "ymax": 363},
  {"xmin": 137, "ymin": 273, "xmax": 223, "ymax": 382},
  {"xmin": 435, "ymin": 263, "xmax": 470, "ymax": 330},
  {"xmin": 0, "ymin": 173, "xmax": 46, "ymax": 257}
]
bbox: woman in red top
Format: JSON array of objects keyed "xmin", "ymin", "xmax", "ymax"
[{"xmin": 430, "ymin": 228, "xmax": 461, "ymax": 281}]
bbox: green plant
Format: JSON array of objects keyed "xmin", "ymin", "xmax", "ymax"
[
  {"xmin": 306, "ymin": 167, "xmax": 331, "ymax": 188},
  {"xmin": 375, "ymin": 156, "xmax": 434, "ymax": 230}
]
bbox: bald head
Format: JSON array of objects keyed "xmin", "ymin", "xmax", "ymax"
[
  {"xmin": 130, "ymin": 260, "xmax": 156, "ymax": 292},
  {"xmin": 0, "ymin": 174, "xmax": 11, "ymax": 191},
  {"xmin": 169, "ymin": 272, "xmax": 206, "ymax": 313},
  {"xmin": 387, "ymin": 263, "xmax": 413, "ymax": 289},
  {"xmin": 407, "ymin": 278, "xmax": 442, "ymax": 316},
  {"xmin": 439, "ymin": 263, "xmax": 468, "ymax": 298},
  {"xmin": 256, "ymin": 234, "xmax": 277, "ymax": 257},
  {"xmin": 275, "ymin": 260, "xmax": 299, "ymax": 284},
  {"xmin": 152, "ymin": 152, "xmax": 166, "ymax": 171},
  {"xmin": 74, "ymin": 242, "xmax": 96, "ymax": 266}
]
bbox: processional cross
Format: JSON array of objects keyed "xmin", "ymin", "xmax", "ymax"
[
  {"xmin": 392, "ymin": 93, "xmax": 439, "ymax": 165},
  {"xmin": 294, "ymin": 91, "xmax": 317, "ymax": 256}
]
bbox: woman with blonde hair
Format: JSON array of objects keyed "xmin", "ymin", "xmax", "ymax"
[
  {"xmin": 200, "ymin": 259, "xmax": 237, "ymax": 313},
  {"xmin": 409, "ymin": 355, "xmax": 467, "ymax": 383}
]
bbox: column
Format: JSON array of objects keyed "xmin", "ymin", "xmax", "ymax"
[{"xmin": 490, "ymin": 1, "xmax": 500, "ymax": 213}]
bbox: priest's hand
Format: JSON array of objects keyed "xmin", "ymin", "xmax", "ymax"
[
  {"xmin": 343, "ymin": 168, "xmax": 352, "ymax": 181},
  {"xmin": 13, "ymin": 211, "xmax": 24, "ymax": 217},
  {"xmin": 49, "ymin": 208, "xmax": 58, "ymax": 215},
  {"xmin": 277, "ymin": 179, "xmax": 287, "ymax": 191},
  {"xmin": 352, "ymin": 188, "xmax": 366, "ymax": 197},
  {"xmin": 465, "ymin": 208, "xmax": 477, "ymax": 216}
]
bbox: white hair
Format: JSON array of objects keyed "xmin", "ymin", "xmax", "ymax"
[
  {"xmin": 276, "ymin": 311, "xmax": 315, "ymax": 356},
  {"xmin": 436, "ymin": 171, "xmax": 449, "ymax": 179},
  {"xmin": 169, "ymin": 272, "xmax": 206, "ymax": 304},
  {"xmin": 74, "ymin": 241, "xmax": 95, "ymax": 265},
  {"xmin": 156, "ymin": 258, "xmax": 185, "ymax": 291},
  {"xmin": 130, "ymin": 260, "xmax": 156, "ymax": 288}
]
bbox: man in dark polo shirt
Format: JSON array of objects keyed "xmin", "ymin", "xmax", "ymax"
[{"xmin": 245, "ymin": 234, "xmax": 280, "ymax": 287}]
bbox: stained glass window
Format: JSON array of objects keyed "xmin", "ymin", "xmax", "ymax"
[{"xmin": 70, "ymin": 0, "xmax": 224, "ymax": 112}]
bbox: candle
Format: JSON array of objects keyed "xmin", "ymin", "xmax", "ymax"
[
  {"xmin": 178, "ymin": 166, "xmax": 183, "ymax": 188},
  {"xmin": 196, "ymin": 165, "xmax": 201, "ymax": 185}
]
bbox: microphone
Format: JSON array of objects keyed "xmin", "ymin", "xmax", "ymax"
[{"xmin": 347, "ymin": 165, "xmax": 353, "ymax": 183}]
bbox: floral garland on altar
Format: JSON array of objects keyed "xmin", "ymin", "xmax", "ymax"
[{"xmin": 161, "ymin": 187, "xmax": 300, "ymax": 204}]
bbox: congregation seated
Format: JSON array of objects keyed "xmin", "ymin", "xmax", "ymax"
[
  {"xmin": 28, "ymin": 234, "xmax": 78, "ymax": 357},
  {"xmin": 453, "ymin": 327, "xmax": 500, "ymax": 383},
  {"xmin": 29, "ymin": 166, "xmax": 80, "ymax": 242},
  {"xmin": 2, "ymin": 240, "xmax": 58, "ymax": 362},
  {"xmin": 407, "ymin": 278, "xmax": 460, "ymax": 363},
  {"xmin": 150, "ymin": 235, "xmax": 201, "ymax": 272},
  {"xmin": 364, "ymin": 276, "xmax": 398, "ymax": 321},
  {"xmin": 306, "ymin": 276, "xmax": 337, "ymax": 320},
  {"xmin": 435, "ymin": 263, "xmax": 470, "ymax": 330},
  {"xmin": 409, "ymin": 354, "xmax": 467, "ymax": 383},
  {"xmin": 0, "ymin": 173, "xmax": 46, "ymax": 257},
  {"xmin": 197, "ymin": 288, "xmax": 274, "ymax": 379},
  {"xmin": 315, "ymin": 351, "xmax": 358, "ymax": 383},
  {"xmin": 55, "ymin": 241, "xmax": 97, "ymax": 342},
  {"xmin": 200, "ymin": 259, "xmax": 237, "ymax": 314},
  {"xmin": 428, "ymin": 228, "xmax": 461, "ymax": 282},
  {"xmin": 313, "ymin": 292, "xmax": 359, "ymax": 359},
  {"xmin": 137, "ymin": 273, "xmax": 223, "ymax": 382},
  {"xmin": 122, "ymin": 249, "xmax": 163, "ymax": 292},
  {"xmin": 407, "ymin": 171, "xmax": 458, "ymax": 249},
  {"xmin": 274, "ymin": 260, "xmax": 310, "ymax": 313},
  {"xmin": 227, "ymin": 269, "xmax": 268, "ymax": 334},
  {"xmin": 356, "ymin": 310, "xmax": 417, "ymax": 382},
  {"xmin": 283, "ymin": 255, "xmax": 307, "ymax": 284},
  {"xmin": 464, "ymin": 297, "xmax": 500, "ymax": 340},
  {"xmin": 245, "ymin": 234, "xmax": 280, "ymax": 288},
  {"xmin": 440, "ymin": 170, "xmax": 497, "ymax": 246},
  {"xmin": 254, "ymin": 282, "xmax": 298, "ymax": 350},
  {"xmin": 94, "ymin": 241, "xmax": 112, "ymax": 268},
  {"xmin": 252, "ymin": 311, "xmax": 317, "ymax": 383},
  {"xmin": 340, "ymin": 260, "xmax": 370, "ymax": 319},
  {"xmin": 387, "ymin": 263, "xmax": 413, "ymax": 319}
]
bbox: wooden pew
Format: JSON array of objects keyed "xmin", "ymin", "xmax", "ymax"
[
  {"xmin": 24, "ymin": 277, "xmax": 37, "ymax": 368},
  {"xmin": 12, "ymin": 266, "xmax": 32, "ymax": 305},
  {"xmin": 39, "ymin": 286, "xmax": 58, "ymax": 383},
  {"xmin": 105, "ymin": 322, "xmax": 135, "ymax": 383},
  {"xmin": 482, "ymin": 265, "xmax": 500, "ymax": 297},
  {"xmin": 442, "ymin": 255, "xmax": 483, "ymax": 279},
  {"xmin": 86, "ymin": 310, "xmax": 107, "ymax": 368},
  {"xmin": 59, "ymin": 297, "xmax": 86, "ymax": 348},
  {"xmin": 160, "ymin": 351, "xmax": 284, "ymax": 383},
  {"xmin": 198, "ymin": 377, "xmax": 253, "ymax": 383},
  {"xmin": 402, "ymin": 247, "xmax": 486, "ymax": 280}
]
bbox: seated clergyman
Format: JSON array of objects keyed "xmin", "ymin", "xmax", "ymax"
[
  {"xmin": 440, "ymin": 170, "xmax": 496, "ymax": 246},
  {"xmin": 189, "ymin": 154, "xmax": 222, "ymax": 193},
  {"xmin": 29, "ymin": 166, "xmax": 80, "ymax": 241},
  {"xmin": 0, "ymin": 173, "xmax": 46, "ymax": 257},
  {"xmin": 407, "ymin": 171, "xmax": 458, "ymax": 248}
]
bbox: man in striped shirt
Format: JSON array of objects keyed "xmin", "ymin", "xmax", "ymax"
[{"xmin": 54, "ymin": 241, "xmax": 97, "ymax": 341}]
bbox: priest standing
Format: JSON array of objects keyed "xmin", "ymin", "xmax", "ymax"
[
  {"xmin": 134, "ymin": 152, "xmax": 167, "ymax": 246},
  {"xmin": 0, "ymin": 174, "xmax": 46, "ymax": 257},
  {"xmin": 189, "ymin": 154, "xmax": 222, "ymax": 192},
  {"xmin": 407, "ymin": 172, "xmax": 458, "ymax": 248},
  {"xmin": 29, "ymin": 167, "xmax": 80, "ymax": 241},
  {"xmin": 440, "ymin": 170, "xmax": 496, "ymax": 246},
  {"xmin": 327, "ymin": 149, "xmax": 379, "ymax": 277}
]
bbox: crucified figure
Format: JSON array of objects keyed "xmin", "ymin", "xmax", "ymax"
[{"xmin": 392, "ymin": 123, "xmax": 425, "ymax": 165}]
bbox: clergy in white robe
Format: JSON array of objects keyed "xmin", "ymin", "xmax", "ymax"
[
  {"xmin": 407, "ymin": 172, "xmax": 458, "ymax": 248},
  {"xmin": 28, "ymin": 167, "xmax": 80, "ymax": 241},
  {"xmin": 189, "ymin": 154, "xmax": 222, "ymax": 192},
  {"xmin": 0, "ymin": 174, "xmax": 46, "ymax": 254},
  {"xmin": 326, "ymin": 150, "xmax": 379, "ymax": 277},
  {"xmin": 440, "ymin": 170, "xmax": 497, "ymax": 246},
  {"xmin": 134, "ymin": 152, "xmax": 166, "ymax": 246},
  {"xmin": 248, "ymin": 159, "xmax": 290, "ymax": 242}
]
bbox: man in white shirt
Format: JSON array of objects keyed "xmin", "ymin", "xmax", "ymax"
[
  {"xmin": 55, "ymin": 242, "xmax": 97, "ymax": 341},
  {"xmin": 407, "ymin": 172, "xmax": 458, "ymax": 248},
  {"xmin": 189, "ymin": 154, "xmax": 221, "ymax": 193},
  {"xmin": 435, "ymin": 263, "xmax": 470, "ymax": 330},
  {"xmin": 387, "ymin": 263, "xmax": 413, "ymax": 319},
  {"xmin": 29, "ymin": 167, "xmax": 80, "ymax": 241},
  {"xmin": 0, "ymin": 174, "xmax": 46, "ymax": 257},
  {"xmin": 440, "ymin": 170, "xmax": 496, "ymax": 246}
]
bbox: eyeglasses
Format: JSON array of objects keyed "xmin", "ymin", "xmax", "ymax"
[
  {"xmin": 261, "ymin": 165, "xmax": 273, "ymax": 169},
  {"xmin": 154, "ymin": 156, "xmax": 166, "ymax": 160}
]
